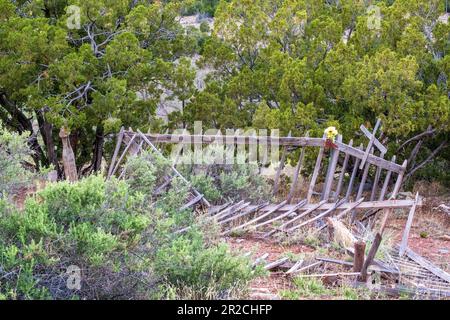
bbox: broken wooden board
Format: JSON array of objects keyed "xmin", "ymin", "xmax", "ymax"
[{"xmin": 225, "ymin": 199, "xmax": 422, "ymax": 215}]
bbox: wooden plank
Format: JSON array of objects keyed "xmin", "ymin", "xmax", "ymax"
[
  {"xmin": 276, "ymin": 200, "xmax": 327, "ymax": 231},
  {"xmin": 153, "ymin": 176, "xmax": 174, "ymax": 196},
  {"xmin": 360, "ymin": 123, "xmax": 387, "ymax": 154},
  {"xmin": 353, "ymin": 240, "xmax": 366, "ymax": 272},
  {"xmin": 110, "ymin": 133, "xmax": 138, "ymax": 177},
  {"xmin": 125, "ymin": 132, "xmax": 325, "ymax": 147},
  {"xmin": 296, "ymin": 272, "xmax": 361, "ymax": 278},
  {"xmin": 322, "ymin": 135, "xmax": 342, "ymax": 201},
  {"xmin": 379, "ymin": 160, "xmax": 407, "ymax": 234},
  {"xmin": 273, "ymin": 131, "xmax": 291, "ymax": 195},
  {"xmin": 402, "ymin": 247, "xmax": 450, "ymax": 283},
  {"xmin": 370, "ymin": 152, "xmax": 386, "ymax": 201},
  {"xmin": 287, "ymin": 198, "xmax": 348, "ymax": 232},
  {"xmin": 264, "ymin": 257, "xmax": 289, "ymax": 271},
  {"xmin": 335, "ymin": 197, "xmax": 365, "ymax": 220},
  {"xmin": 211, "ymin": 200, "xmax": 245, "ymax": 219},
  {"xmin": 378, "ymin": 155, "xmax": 396, "ymax": 201},
  {"xmin": 316, "ymin": 257, "xmax": 397, "ymax": 274},
  {"xmin": 208, "ymin": 202, "xmax": 234, "ymax": 216},
  {"xmin": 118, "ymin": 138, "xmax": 145, "ymax": 179},
  {"xmin": 244, "ymin": 198, "xmax": 421, "ymax": 214},
  {"xmin": 314, "ymin": 198, "xmax": 365, "ymax": 233},
  {"xmin": 286, "ymin": 260, "xmax": 304, "ymax": 274},
  {"xmin": 307, "ymin": 134, "xmax": 326, "ymax": 202},
  {"xmin": 179, "ymin": 194, "xmax": 204, "ymax": 211},
  {"xmin": 222, "ymin": 201, "xmax": 288, "ymax": 235},
  {"xmin": 251, "ymin": 200, "xmax": 307, "ymax": 231},
  {"xmin": 345, "ymin": 144, "xmax": 363, "ymax": 200},
  {"xmin": 352, "ymin": 147, "xmax": 373, "ymax": 222},
  {"xmin": 252, "ymin": 253, "xmax": 269, "ymax": 267},
  {"xmin": 287, "ymin": 143, "xmax": 306, "ymax": 203},
  {"xmin": 108, "ymin": 127, "xmax": 125, "ymax": 178},
  {"xmin": 335, "ymin": 139, "xmax": 353, "ymax": 199},
  {"xmin": 215, "ymin": 202, "xmax": 251, "ymax": 221},
  {"xmin": 130, "ymin": 131, "xmax": 403, "ymax": 173},
  {"xmin": 399, "ymin": 192, "xmax": 419, "ymax": 257},
  {"xmin": 334, "ymin": 140, "xmax": 402, "ymax": 173},
  {"xmin": 356, "ymin": 147, "xmax": 373, "ymax": 201},
  {"xmin": 219, "ymin": 202, "xmax": 270, "ymax": 225},
  {"xmin": 360, "ymin": 119, "xmax": 381, "ymax": 169},
  {"xmin": 137, "ymin": 130, "xmax": 211, "ymax": 207},
  {"xmin": 358, "ymin": 232, "xmax": 382, "ymax": 282},
  {"xmin": 291, "ymin": 261, "xmax": 322, "ymax": 274}
]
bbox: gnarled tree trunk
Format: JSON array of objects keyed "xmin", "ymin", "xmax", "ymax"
[{"xmin": 59, "ymin": 127, "xmax": 78, "ymax": 182}]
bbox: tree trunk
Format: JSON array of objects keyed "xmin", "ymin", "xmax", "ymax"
[
  {"xmin": 59, "ymin": 127, "xmax": 78, "ymax": 182},
  {"xmin": 36, "ymin": 110, "xmax": 60, "ymax": 175},
  {"xmin": 91, "ymin": 126, "xmax": 104, "ymax": 172},
  {"xmin": 0, "ymin": 93, "xmax": 45, "ymax": 169}
]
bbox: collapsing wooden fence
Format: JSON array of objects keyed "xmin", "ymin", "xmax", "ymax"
[
  {"xmin": 106, "ymin": 123, "xmax": 450, "ymax": 296},
  {"xmin": 107, "ymin": 121, "xmax": 415, "ymax": 232}
]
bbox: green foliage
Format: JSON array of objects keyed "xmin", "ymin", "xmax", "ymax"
[
  {"xmin": 183, "ymin": 0, "xmax": 223, "ymax": 17},
  {"xmin": 0, "ymin": 158, "xmax": 258, "ymax": 299},
  {"xmin": 0, "ymin": 0, "xmax": 202, "ymax": 171},
  {"xmin": 280, "ymin": 277, "xmax": 330, "ymax": 299},
  {"xmin": 218, "ymin": 163, "xmax": 272, "ymax": 202},
  {"xmin": 177, "ymin": 147, "xmax": 273, "ymax": 204},
  {"xmin": 190, "ymin": 174, "xmax": 221, "ymax": 202},
  {"xmin": 199, "ymin": 21, "xmax": 211, "ymax": 33},
  {"xmin": 122, "ymin": 150, "xmax": 171, "ymax": 195},
  {"xmin": 154, "ymin": 234, "xmax": 257, "ymax": 297},
  {"xmin": 174, "ymin": 0, "xmax": 450, "ymax": 183},
  {"xmin": 0, "ymin": 123, "xmax": 34, "ymax": 195}
]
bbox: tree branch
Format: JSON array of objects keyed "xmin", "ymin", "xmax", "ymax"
[
  {"xmin": 397, "ymin": 125, "xmax": 435, "ymax": 152},
  {"xmin": 405, "ymin": 140, "xmax": 448, "ymax": 181}
]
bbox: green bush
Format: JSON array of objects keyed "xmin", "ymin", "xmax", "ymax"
[
  {"xmin": 0, "ymin": 124, "xmax": 34, "ymax": 196},
  {"xmin": 122, "ymin": 150, "xmax": 171, "ymax": 195},
  {"xmin": 154, "ymin": 232, "xmax": 259, "ymax": 298},
  {"xmin": 190, "ymin": 174, "xmax": 221, "ymax": 202},
  {"xmin": 199, "ymin": 21, "xmax": 210, "ymax": 33},
  {"xmin": 177, "ymin": 148, "xmax": 273, "ymax": 204},
  {"xmin": 0, "ymin": 176, "xmax": 154, "ymax": 299},
  {"xmin": 0, "ymin": 159, "xmax": 259, "ymax": 299}
]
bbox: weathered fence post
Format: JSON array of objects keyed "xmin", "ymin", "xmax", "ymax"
[{"xmin": 353, "ymin": 240, "xmax": 366, "ymax": 272}]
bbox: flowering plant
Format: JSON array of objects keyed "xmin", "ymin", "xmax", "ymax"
[{"xmin": 324, "ymin": 126, "xmax": 338, "ymax": 142}]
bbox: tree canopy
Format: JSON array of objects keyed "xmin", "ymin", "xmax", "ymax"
[{"xmin": 0, "ymin": 0, "xmax": 449, "ymax": 185}]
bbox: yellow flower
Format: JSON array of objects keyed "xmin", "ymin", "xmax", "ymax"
[{"xmin": 324, "ymin": 126, "xmax": 338, "ymax": 141}]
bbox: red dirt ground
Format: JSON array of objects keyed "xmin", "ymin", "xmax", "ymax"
[{"xmin": 225, "ymin": 194, "xmax": 450, "ymax": 299}]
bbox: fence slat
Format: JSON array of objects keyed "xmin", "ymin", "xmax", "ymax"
[
  {"xmin": 335, "ymin": 139, "xmax": 353, "ymax": 200},
  {"xmin": 345, "ymin": 144, "xmax": 363, "ymax": 200},
  {"xmin": 378, "ymin": 155, "xmax": 396, "ymax": 201},
  {"xmin": 370, "ymin": 152, "xmax": 385, "ymax": 201},
  {"xmin": 322, "ymin": 135, "xmax": 342, "ymax": 201},
  {"xmin": 287, "ymin": 140, "xmax": 306, "ymax": 203},
  {"xmin": 307, "ymin": 134, "xmax": 326, "ymax": 202}
]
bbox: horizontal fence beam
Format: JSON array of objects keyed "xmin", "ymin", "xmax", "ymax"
[
  {"xmin": 126, "ymin": 131, "xmax": 403, "ymax": 173},
  {"xmin": 208, "ymin": 199, "xmax": 421, "ymax": 215}
]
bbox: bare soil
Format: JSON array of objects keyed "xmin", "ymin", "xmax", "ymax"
[{"xmin": 225, "ymin": 190, "xmax": 450, "ymax": 300}]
